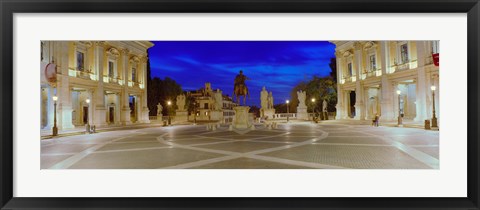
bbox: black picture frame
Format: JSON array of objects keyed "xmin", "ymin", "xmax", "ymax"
[{"xmin": 1, "ymin": 0, "xmax": 479, "ymax": 209}]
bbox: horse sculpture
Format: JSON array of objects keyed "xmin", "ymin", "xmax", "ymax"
[{"xmin": 233, "ymin": 70, "xmax": 250, "ymax": 106}]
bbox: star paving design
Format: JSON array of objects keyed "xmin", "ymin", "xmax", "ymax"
[{"xmin": 42, "ymin": 122, "xmax": 439, "ymax": 169}]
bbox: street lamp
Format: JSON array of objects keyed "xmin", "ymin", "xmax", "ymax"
[
  {"xmin": 167, "ymin": 100, "xmax": 172, "ymax": 125},
  {"xmin": 431, "ymin": 85, "xmax": 438, "ymax": 128},
  {"xmin": 85, "ymin": 98, "xmax": 90, "ymax": 133},
  {"xmin": 311, "ymin": 98, "xmax": 316, "ymax": 121},
  {"xmin": 52, "ymin": 95, "xmax": 58, "ymax": 136},
  {"xmin": 396, "ymin": 90, "xmax": 402, "ymax": 127},
  {"xmin": 286, "ymin": 100, "xmax": 290, "ymax": 123}
]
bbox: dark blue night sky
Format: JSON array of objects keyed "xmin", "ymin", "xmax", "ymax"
[{"xmin": 148, "ymin": 41, "xmax": 335, "ymax": 106}]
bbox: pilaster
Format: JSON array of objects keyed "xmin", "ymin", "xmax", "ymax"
[{"xmin": 354, "ymin": 42, "xmax": 365, "ymax": 120}]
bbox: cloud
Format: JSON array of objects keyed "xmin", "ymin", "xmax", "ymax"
[{"xmin": 148, "ymin": 41, "xmax": 336, "ymax": 106}]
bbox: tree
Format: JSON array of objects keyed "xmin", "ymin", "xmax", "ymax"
[
  {"xmin": 147, "ymin": 75, "xmax": 183, "ymax": 116},
  {"xmin": 249, "ymin": 105, "xmax": 260, "ymax": 117},
  {"xmin": 329, "ymin": 57, "xmax": 337, "ymax": 82},
  {"xmin": 290, "ymin": 75, "xmax": 337, "ymax": 114},
  {"xmin": 288, "ymin": 81, "xmax": 307, "ymax": 113},
  {"xmin": 274, "ymin": 103, "xmax": 288, "ymax": 113}
]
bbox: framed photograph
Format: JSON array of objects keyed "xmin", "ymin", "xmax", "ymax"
[{"xmin": 1, "ymin": 0, "xmax": 479, "ymax": 209}]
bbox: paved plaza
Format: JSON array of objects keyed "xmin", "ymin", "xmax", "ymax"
[{"xmin": 41, "ymin": 121, "xmax": 439, "ymax": 169}]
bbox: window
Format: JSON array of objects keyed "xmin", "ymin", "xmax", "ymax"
[
  {"xmin": 204, "ymin": 103, "xmax": 208, "ymax": 109},
  {"xmin": 400, "ymin": 44, "xmax": 409, "ymax": 63},
  {"xmin": 108, "ymin": 61, "xmax": 114, "ymax": 78},
  {"xmin": 347, "ymin": 63, "xmax": 353, "ymax": 76},
  {"xmin": 369, "ymin": 55, "xmax": 376, "ymax": 71},
  {"xmin": 76, "ymin": 51, "xmax": 84, "ymax": 71},
  {"xmin": 132, "ymin": 68, "xmax": 136, "ymax": 82},
  {"xmin": 432, "ymin": 41, "xmax": 439, "ymax": 54}
]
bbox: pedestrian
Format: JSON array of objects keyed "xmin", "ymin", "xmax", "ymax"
[{"xmin": 373, "ymin": 114, "xmax": 380, "ymax": 127}]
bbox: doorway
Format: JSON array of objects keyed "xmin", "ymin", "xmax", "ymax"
[
  {"xmin": 83, "ymin": 106, "xmax": 88, "ymax": 125},
  {"xmin": 109, "ymin": 106, "xmax": 115, "ymax": 124},
  {"xmin": 349, "ymin": 91, "xmax": 356, "ymax": 118},
  {"xmin": 129, "ymin": 96, "xmax": 136, "ymax": 123}
]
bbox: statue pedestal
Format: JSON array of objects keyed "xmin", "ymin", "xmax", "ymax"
[
  {"xmin": 297, "ymin": 107, "xmax": 308, "ymax": 120},
  {"xmin": 261, "ymin": 108, "xmax": 276, "ymax": 120},
  {"xmin": 210, "ymin": 110, "xmax": 223, "ymax": 122},
  {"xmin": 233, "ymin": 106, "xmax": 252, "ymax": 129},
  {"xmin": 175, "ymin": 111, "xmax": 188, "ymax": 123}
]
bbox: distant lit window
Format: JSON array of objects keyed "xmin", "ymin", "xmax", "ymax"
[
  {"xmin": 76, "ymin": 51, "xmax": 84, "ymax": 71},
  {"xmin": 400, "ymin": 44, "xmax": 409, "ymax": 63}
]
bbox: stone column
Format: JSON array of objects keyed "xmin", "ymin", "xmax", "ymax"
[
  {"xmin": 379, "ymin": 41, "xmax": 394, "ymax": 121},
  {"xmin": 112, "ymin": 93, "xmax": 119, "ymax": 125},
  {"xmin": 364, "ymin": 87, "xmax": 371, "ymax": 120},
  {"xmin": 93, "ymin": 42, "xmax": 107, "ymax": 127},
  {"xmin": 140, "ymin": 57, "xmax": 150, "ymax": 123},
  {"xmin": 120, "ymin": 49, "xmax": 131, "ymax": 125},
  {"xmin": 354, "ymin": 42, "xmax": 365, "ymax": 120},
  {"xmin": 432, "ymin": 74, "xmax": 440, "ymax": 125},
  {"xmin": 335, "ymin": 51, "xmax": 345, "ymax": 119},
  {"xmin": 45, "ymin": 86, "xmax": 54, "ymax": 129},
  {"xmin": 55, "ymin": 42, "xmax": 75, "ymax": 130},
  {"xmin": 414, "ymin": 41, "xmax": 428, "ymax": 122}
]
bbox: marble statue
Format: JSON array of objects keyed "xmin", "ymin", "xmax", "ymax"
[
  {"xmin": 268, "ymin": 91, "xmax": 274, "ymax": 109},
  {"xmin": 214, "ymin": 89, "xmax": 223, "ymax": 110},
  {"xmin": 297, "ymin": 90, "xmax": 307, "ymax": 108},
  {"xmin": 176, "ymin": 94, "xmax": 186, "ymax": 111},
  {"xmin": 260, "ymin": 86, "xmax": 268, "ymax": 109},
  {"xmin": 157, "ymin": 103, "xmax": 163, "ymax": 115},
  {"xmin": 323, "ymin": 99, "xmax": 328, "ymax": 112}
]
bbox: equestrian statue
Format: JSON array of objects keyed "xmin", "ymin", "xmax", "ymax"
[{"xmin": 233, "ymin": 70, "xmax": 250, "ymax": 106}]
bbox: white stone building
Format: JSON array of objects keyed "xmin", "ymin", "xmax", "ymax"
[
  {"xmin": 40, "ymin": 41, "xmax": 154, "ymax": 131},
  {"xmin": 189, "ymin": 83, "xmax": 237, "ymax": 123},
  {"xmin": 332, "ymin": 41, "xmax": 440, "ymax": 124}
]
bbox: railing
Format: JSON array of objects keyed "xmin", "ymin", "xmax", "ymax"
[
  {"xmin": 390, "ymin": 60, "xmax": 418, "ymax": 73},
  {"xmin": 128, "ymin": 80, "xmax": 141, "ymax": 88},
  {"xmin": 361, "ymin": 69, "xmax": 382, "ymax": 80},
  {"xmin": 161, "ymin": 116, "xmax": 175, "ymax": 121},
  {"xmin": 68, "ymin": 68, "xmax": 97, "ymax": 80},
  {"xmin": 272, "ymin": 113, "xmax": 297, "ymax": 119},
  {"xmin": 102, "ymin": 76, "xmax": 124, "ymax": 85},
  {"xmin": 341, "ymin": 75, "xmax": 356, "ymax": 84}
]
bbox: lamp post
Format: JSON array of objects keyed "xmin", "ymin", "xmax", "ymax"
[
  {"xmin": 167, "ymin": 100, "xmax": 172, "ymax": 125},
  {"xmin": 52, "ymin": 96, "xmax": 58, "ymax": 136},
  {"xmin": 311, "ymin": 98, "xmax": 316, "ymax": 121},
  {"xmin": 286, "ymin": 100, "xmax": 290, "ymax": 123},
  {"xmin": 431, "ymin": 85, "xmax": 438, "ymax": 128},
  {"xmin": 397, "ymin": 90, "xmax": 403, "ymax": 127},
  {"xmin": 86, "ymin": 98, "xmax": 90, "ymax": 133}
]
